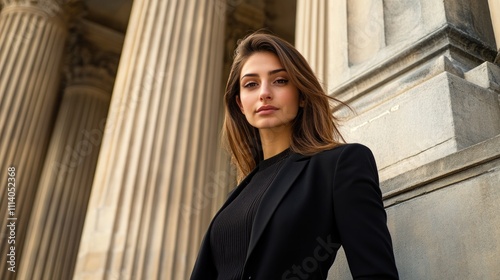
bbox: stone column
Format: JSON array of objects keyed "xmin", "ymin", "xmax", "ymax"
[
  {"xmin": 489, "ymin": 0, "xmax": 500, "ymax": 63},
  {"xmin": 74, "ymin": 0, "xmax": 227, "ymax": 279},
  {"xmin": 17, "ymin": 29, "xmax": 119, "ymax": 279},
  {"xmin": 295, "ymin": 0, "xmax": 328, "ymax": 87},
  {"xmin": 0, "ymin": 1, "xmax": 77, "ymax": 278}
]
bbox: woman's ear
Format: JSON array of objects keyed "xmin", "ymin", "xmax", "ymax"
[{"xmin": 236, "ymin": 95, "xmax": 244, "ymax": 113}]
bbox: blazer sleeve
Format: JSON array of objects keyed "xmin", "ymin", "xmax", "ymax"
[{"xmin": 332, "ymin": 144, "xmax": 399, "ymax": 279}]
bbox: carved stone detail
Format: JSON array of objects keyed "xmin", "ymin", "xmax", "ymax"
[
  {"xmin": 64, "ymin": 26, "xmax": 119, "ymax": 93},
  {"xmin": 224, "ymin": 0, "xmax": 265, "ymax": 76}
]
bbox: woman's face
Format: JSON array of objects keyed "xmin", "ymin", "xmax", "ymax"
[{"xmin": 237, "ymin": 52, "xmax": 301, "ymax": 132}]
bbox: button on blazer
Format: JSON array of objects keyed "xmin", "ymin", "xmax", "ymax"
[{"xmin": 191, "ymin": 144, "xmax": 399, "ymax": 280}]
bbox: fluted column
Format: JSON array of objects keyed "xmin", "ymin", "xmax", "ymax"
[
  {"xmin": 17, "ymin": 33, "xmax": 118, "ymax": 279},
  {"xmin": 74, "ymin": 0, "xmax": 227, "ymax": 279},
  {"xmin": 0, "ymin": 1, "xmax": 77, "ymax": 278},
  {"xmin": 295, "ymin": 0, "xmax": 329, "ymax": 88}
]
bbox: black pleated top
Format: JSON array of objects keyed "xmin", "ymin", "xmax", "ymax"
[{"xmin": 210, "ymin": 148, "xmax": 290, "ymax": 280}]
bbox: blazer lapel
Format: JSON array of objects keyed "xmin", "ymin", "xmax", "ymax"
[{"xmin": 245, "ymin": 153, "xmax": 309, "ymax": 260}]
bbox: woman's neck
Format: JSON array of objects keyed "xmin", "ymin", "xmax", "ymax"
[{"xmin": 259, "ymin": 126, "xmax": 292, "ymax": 159}]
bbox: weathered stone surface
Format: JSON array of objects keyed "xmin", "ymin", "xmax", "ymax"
[
  {"xmin": 343, "ymin": 71, "xmax": 500, "ymax": 181},
  {"xmin": 347, "ymin": 0, "xmax": 385, "ymax": 65}
]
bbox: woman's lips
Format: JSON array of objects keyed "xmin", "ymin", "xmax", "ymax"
[{"xmin": 257, "ymin": 105, "xmax": 278, "ymax": 114}]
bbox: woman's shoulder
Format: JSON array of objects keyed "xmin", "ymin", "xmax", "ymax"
[
  {"xmin": 314, "ymin": 143, "xmax": 374, "ymax": 160},
  {"xmin": 301, "ymin": 143, "xmax": 377, "ymax": 170},
  {"xmin": 289, "ymin": 144, "xmax": 376, "ymax": 167}
]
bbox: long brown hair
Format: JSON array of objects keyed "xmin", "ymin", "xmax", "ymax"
[{"xmin": 223, "ymin": 32, "xmax": 345, "ymax": 180}]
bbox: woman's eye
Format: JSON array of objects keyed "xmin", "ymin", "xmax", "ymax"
[
  {"xmin": 275, "ymin": 79, "xmax": 288, "ymax": 85},
  {"xmin": 243, "ymin": 82, "xmax": 258, "ymax": 88}
]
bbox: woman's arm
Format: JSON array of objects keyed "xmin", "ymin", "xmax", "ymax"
[{"xmin": 332, "ymin": 144, "xmax": 399, "ymax": 279}]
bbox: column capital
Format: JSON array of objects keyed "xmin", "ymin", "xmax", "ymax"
[
  {"xmin": 224, "ymin": 1, "xmax": 266, "ymax": 74},
  {"xmin": 0, "ymin": 0, "xmax": 84, "ymax": 22},
  {"xmin": 64, "ymin": 26, "xmax": 119, "ymax": 93}
]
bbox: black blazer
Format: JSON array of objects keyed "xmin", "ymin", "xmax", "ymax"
[{"xmin": 191, "ymin": 144, "xmax": 399, "ymax": 280}]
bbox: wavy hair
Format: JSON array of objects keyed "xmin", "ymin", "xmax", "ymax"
[{"xmin": 223, "ymin": 32, "xmax": 345, "ymax": 180}]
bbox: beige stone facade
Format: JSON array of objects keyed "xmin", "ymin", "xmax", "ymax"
[{"xmin": 0, "ymin": 0, "xmax": 499, "ymax": 279}]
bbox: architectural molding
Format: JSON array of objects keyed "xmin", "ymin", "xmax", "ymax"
[
  {"xmin": 382, "ymin": 134, "xmax": 500, "ymax": 206},
  {"xmin": 333, "ymin": 25, "xmax": 497, "ymax": 115}
]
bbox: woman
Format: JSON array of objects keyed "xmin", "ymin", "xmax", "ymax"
[{"xmin": 191, "ymin": 32, "xmax": 399, "ymax": 280}]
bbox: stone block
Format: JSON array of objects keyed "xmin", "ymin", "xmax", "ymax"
[
  {"xmin": 464, "ymin": 61, "xmax": 500, "ymax": 92},
  {"xmin": 342, "ymin": 72, "xmax": 500, "ymax": 180}
]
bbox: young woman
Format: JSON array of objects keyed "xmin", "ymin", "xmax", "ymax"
[{"xmin": 191, "ymin": 32, "xmax": 399, "ymax": 280}]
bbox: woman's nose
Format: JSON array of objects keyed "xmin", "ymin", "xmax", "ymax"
[{"xmin": 259, "ymin": 83, "xmax": 272, "ymax": 100}]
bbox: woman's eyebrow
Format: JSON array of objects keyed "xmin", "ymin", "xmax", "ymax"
[{"xmin": 240, "ymin": 68, "xmax": 286, "ymax": 81}]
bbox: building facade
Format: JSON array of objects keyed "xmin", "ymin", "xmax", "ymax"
[{"xmin": 0, "ymin": 0, "xmax": 499, "ymax": 279}]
